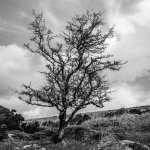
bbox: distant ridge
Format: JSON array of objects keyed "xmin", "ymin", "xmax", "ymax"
[
  {"xmin": 25, "ymin": 105, "xmax": 150, "ymax": 123},
  {"xmin": 26, "ymin": 115, "xmax": 58, "ymax": 123}
]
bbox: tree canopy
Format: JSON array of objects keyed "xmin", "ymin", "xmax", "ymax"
[{"xmin": 17, "ymin": 10, "xmax": 124, "ymax": 142}]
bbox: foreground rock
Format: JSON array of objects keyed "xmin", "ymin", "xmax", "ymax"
[
  {"xmin": 120, "ymin": 140, "xmax": 150, "ymax": 150},
  {"xmin": 14, "ymin": 143, "xmax": 46, "ymax": 150},
  {"xmin": 97, "ymin": 135, "xmax": 150, "ymax": 150}
]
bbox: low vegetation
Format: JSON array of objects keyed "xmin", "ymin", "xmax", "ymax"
[{"xmin": 1, "ymin": 105, "xmax": 150, "ymax": 149}]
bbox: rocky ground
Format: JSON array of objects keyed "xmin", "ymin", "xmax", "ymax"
[
  {"xmin": 0, "ymin": 128, "xmax": 150, "ymax": 150},
  {"xmin": 1, "ymin": 106, "xmax": 150, "ymax": 150}
]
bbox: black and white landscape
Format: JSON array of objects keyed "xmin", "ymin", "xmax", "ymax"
[{"xmin": 0, "ymin": 0, "xmax": 150, "ymax": 149}]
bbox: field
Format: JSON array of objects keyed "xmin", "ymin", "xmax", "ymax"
[{"xmin": 1, "ymin": 105, "xmax": 150, "ymax": 150}]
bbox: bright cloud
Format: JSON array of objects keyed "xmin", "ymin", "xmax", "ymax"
[
  {"xmin": 131, "ymin": 0, "xmax": 150, "ymax": 28},
  {"xmin": 23, "ymin": 107, "xmax": 58, "ymax": 119},
  {"xmin": 0, "ymin": 0, "xmax": 150, "ymax": 119},
  {"xmin": 0, "ymin": 44, "xmax": 44, "ymax": 118},
  {"xmin": 106, "ymin": 0, "xmax": 150, "ymax": 36},
  {"xmin": 0, "ymin": 44, "xmax": 30, "ymax": 75}
]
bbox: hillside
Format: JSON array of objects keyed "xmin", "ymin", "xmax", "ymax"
[
  {"xmin": 26, "ymin": 105, "xmax": 150, "ymax": 123},
  {"xmin": 1, "ymin": 104, "xmax": 150, "ymax": 149}
]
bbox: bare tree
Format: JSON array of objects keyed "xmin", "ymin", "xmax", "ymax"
[{"xmin": 17, "ymin": 10, "xmax": 124, "ymax": 142}]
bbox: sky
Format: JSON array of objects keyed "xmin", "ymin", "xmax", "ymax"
[{"xmin": 0, "ymin": 0, "xmax": 150, "ymax": 119}]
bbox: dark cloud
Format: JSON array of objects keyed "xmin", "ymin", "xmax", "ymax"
[
  {"xmin": 0, "ymin": 0, "xmax": 40, "ymax": 45},
  {"xmin": 0, "ymin": 82, "xmax": 10, "ymax": 98},
  {"xmin": 123, "ymin": 70, "xmax": 150, "ymax": 103},
  {"xmin": 117, "ymin": 0, "xmax": 141, "ymax": 14},
  {"xmin": 129, "ymin": 71, "xmax": 150, "ymax": 93},
  {"xmin": 44, "ymin": 0, "xmax": 105, "ymax": 21},
  {"xmin": 0, "ymin": 0, "xmax": 150, "ymax": 117},
  {"xmin": 0, "ymin": 0, "xmax": 39, "ymax": 23}
]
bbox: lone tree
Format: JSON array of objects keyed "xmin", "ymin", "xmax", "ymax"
[{"xmin": 17, "ymin": 10, "xmax": 124, "ymax": 142}]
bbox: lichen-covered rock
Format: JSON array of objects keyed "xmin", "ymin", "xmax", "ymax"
[
  {"xmin": 23, "ymin": 144, "xmax": 32, "ymax": 149},
  {"xmin": 97, "ymin": 135, "xmax": 150, "ymax": 150},
  {"xmin": 14, "ymin": 147, "xmax": 21, "ymax": 150},
  {"xmin": 120, "ymin": 140, "xmax": 150, "ymax": 150},
  {"xmin": 39, "ymin": 148, "xmax": 46, "ymax": 150},
  {"xmin": 97, "ymin": 134, "xmax": 120, "ymax": 149}
]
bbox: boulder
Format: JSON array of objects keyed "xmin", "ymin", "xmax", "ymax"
[
  {"xmin": 23, "ymin": 144, "xmax": 32, "ymax": 149},
  {"xmin": 97, "ymin": 135, "xmax": 150, "ymax": 150},
  {"xmin": 120, "ymin": 140, "xmax": 150, "ymax": 150}
]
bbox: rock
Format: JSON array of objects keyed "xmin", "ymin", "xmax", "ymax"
[
  {"xmin": 39, "ymin": 148, "xmax": 46, "ymax": 150},
  {"xmin": 62, "ymin": 140, "xmax": 67, "ymax": 147},
  {"xmin": 97, "ymin": 135, "xmax": 150, "ymax": 150},
  {"xmin": 120, "ymin": 140, "xmax": 150, "ymax": 150},
  {"xmin": 23, "ymin": 144, "xmax": 32, "ymax": 149},
  {"xmin": 8, "ymin": 133, "xmax": 14, "ymax": 138},
  {"xmin": 97, "ymin": 134, "xmax": 119, "ymax": 149},
  {"xmin": 14, "ymin": 147, "xmax": 20, "ymax": 150},
  {"xmin": 33, "ymin": 143, "xmax": 39, "ymax": 148}
]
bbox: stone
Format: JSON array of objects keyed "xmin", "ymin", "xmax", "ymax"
[
  {"xmin": 97, "ymin": 134, "xmax": 118, "ymax": 149},
  {"xmin": 8, "ymin": 133, "xmax": 14, "ymax": 138},
  {"xmin": 120, "ymin": 140, "xmax": 150, "ymax": 150},
  {"xmin": 23, "ymin": 144, "xmax": 32, "ymax": 149},
  {"xmin": 14, "ymin": 147, "xmax": 20, "ymax": 150},
  {"xmin": 33, "ymin": 143, "xmax": 39, "ymax": 148},
  {"xmin": 97, "ymin": 135, "xmax": 150, "ymax": 150},
  {"xmin": 62, "ymin": 140, "xmax": 67, "ymax": 147},
  {"xmin": 39, "ymin": 148, "xmax": 46, "ymax": 150}
]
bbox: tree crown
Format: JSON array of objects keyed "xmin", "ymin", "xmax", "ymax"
[{"xmin": 18, "ymin": 11, "xmax": 124, "ymax": 120}]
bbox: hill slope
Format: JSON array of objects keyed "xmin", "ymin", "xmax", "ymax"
[{"xmin": 26, "ymin": 105, "xmax": 150, "ymax": 123}]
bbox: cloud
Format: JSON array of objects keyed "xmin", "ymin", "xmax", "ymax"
[
  {"xmin": 0, "ymin": 44, "xmax": 43, "ymax": 86},
  {"xmin": 0, "ymin": 18, "xmax": 27, "ymax": 33},
  {"xmin": 130, "ymin": 0, "xmax": 150, "ymax": 29},
  {"xmin": 0, "ymin": 95, "xmax": 58, "ymax": 119},
  {"xmin": 0, "ymin": 0, "xmax": 39, "ymax": 45},
  {"xmin": 127, "ymin": 70, "xmax": 150, "ymax": 101},
  {"xmin": 0, "ymin": 44, "xmax": 45, "ymax": 118},
  {"xmin": 39, "ymin": 1, "xmax": 62, "ymax": 34},
  {"xmin": 105, "ymin": 70, "xmax": 150, "ymax": 110},
  {"xmin": 130, "ymin": 73, "xmax": 150, "ymax": 93},
  {"xmin": 39, "ymin": 0, "xmax": 106, "ymax": 33},
  {"xmin": 23, "ymin": 108, "xmax": 41, "ymax": 119},
  {"xmin": 0, "ymin": 44, "xmax": 31, "ymax": 98},
  {"xmin": 105, "ymin": 0, "xmax": 150, "ymax": 36},
  {"xmin": 103, "ymin": 82, "xmax": 150, "ymax": 110},
  {"xmin": 23, "ymin": 107, "xmax": 58, "ymax": 119},
  {"xmin": 0, "ymin": 0, "xmax": 150, "ymax": 118}
]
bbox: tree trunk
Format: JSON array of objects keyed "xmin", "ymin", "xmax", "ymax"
[
  {"xmin": 57, "ymin": 125, "xmax": 65, "ymax": 142},
  {"xmin": 56, "ymin": 111, "xmax": 67, "ymax": 143}
]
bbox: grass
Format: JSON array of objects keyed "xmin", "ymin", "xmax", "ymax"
[{"xmin": 1, "ymin": 111, "xmax": 150, "ymax": 149}]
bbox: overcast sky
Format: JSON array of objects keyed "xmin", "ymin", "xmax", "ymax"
[{"xmin": 0, "ymin": 0, "xmax": 150, "ymax": 119}]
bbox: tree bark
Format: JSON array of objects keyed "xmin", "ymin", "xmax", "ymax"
[
  {"xmin": 57, "ymin": 125, "xmax": 65, "ymax": 142},
  {"xmin": 56, "ymin": 111, "xmax": 67, "ymax": 142}
]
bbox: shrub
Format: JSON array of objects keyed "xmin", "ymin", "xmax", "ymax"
[
  {"xmin": 32, "ymin": 129, "xmax": 58, "ymax": 141},
  {"xmin": 21, "ymin": 121, "xmax": 41, "ymax": 133},
  {"xmin": 10, "ymin": 130, "xmax": 31, "ymax": 140},
  {"xmin": 70, "ymin": 114, "xmax": 91, "ymax": 125},
  {"xmin": 141, "ymin": 122, "xmax": 150, "ymax": 132},
  {"xmin": 104, "ymin": 108, "xmax": 126, "ymax": 117},
  {"xmin": 112, "ymin": 126, "xmax": 126, "ymax": 140},
  {"xmin": 0, "ymin": 124, "xmax": 7, "ymax": 140},
  {"xmin": 0, "ymin": 109, "xmax": 24, "ymax": 131},
  {"xmin": 115, "ymin": 108, "xmax": 126, "ymax": 116},
  {"xmin": 64, "ymin": 126, "xmax": 91, "ymax": 140},
  {"xmin": 104, "ymin": 111, "xmax": 115, "ymax": 117},
  {"xmin": 90, "ymin": 131, "xmax": 102, "ymax": 141},
  {"xmin": 42, "ymin": 121, "xmax": 47, "ymax": 127},
  {"xmin": 129, "ymin": 108, "xmax": 142, "ymax": 115}
]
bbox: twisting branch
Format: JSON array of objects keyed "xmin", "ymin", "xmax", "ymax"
[{"xmin": 16, "ymin": 10, "xmax": 125, "ymax": 141}]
